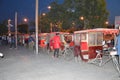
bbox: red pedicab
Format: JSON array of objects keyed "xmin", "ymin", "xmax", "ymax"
[
  {"xmin": 49, "ymin": 32, "xmax": 74, "ymax": 60},
  {"xmin": 38, "ymin": 33, "xmax": 48, "ymax": 49},
  {"xmin": 74, "ymin": 28, "xmax": 119, "ymax": 62},
  {"xmin": 48, "ymin": 32, "xmax": 72, "ymax": 58},
  {"xmin": 48, "ymin": 32, "xmax": 69, "ymax": 50}
]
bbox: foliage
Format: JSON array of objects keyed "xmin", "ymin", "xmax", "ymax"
[
  {"xmin": 39, "ymin": 0, "xmax": 109, "ymax": 33},
  {"xmin": 0, "ymin": 20, "xmax": 9, "ymax": 35},
  {"xmin": 18, "ymin": 24, "xmax": 29, "ymax": 33},
  {"xmin": 0, "ymin": 23, "xmax": 8, "ymax": 35}
]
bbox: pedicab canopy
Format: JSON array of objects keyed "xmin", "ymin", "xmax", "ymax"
[
  {"xmin": 74, "ymin": 28, "xmax": 119, "ymax": 40},
  {"xmin": 74, "ymin": 28, "xmax": 119, "ymax": 35},
  {"xmin": 38, "ymin": 33, "xmax": 48, "ymax": 37}
]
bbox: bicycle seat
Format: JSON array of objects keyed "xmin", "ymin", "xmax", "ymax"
[
  {"xmin": 110, "ymin": 50, "xmax": 117, "ymax": 55},
  {"xmin": 96, "ymin": 50, "xmax": 102, "ymax": 54}
]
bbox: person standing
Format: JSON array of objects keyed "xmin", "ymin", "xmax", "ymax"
[
  {"xmin": 10, "ymin": 35, "xmax": 16, "ymax": 49},
  {"xmin": 52, "ymin": 33, "xmax": 61, "ymax": 58},
  {"xmin": 28, "ymin": 35, "xmax": 35, "ymax": 50},
  {"xmin": 115, "ymin": 26, "xmax": 120, "ymax": 64}
]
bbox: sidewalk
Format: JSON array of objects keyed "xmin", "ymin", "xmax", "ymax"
[{"xmin": 0, "ymin": 45, "xmax": 119, "ymax": 80}]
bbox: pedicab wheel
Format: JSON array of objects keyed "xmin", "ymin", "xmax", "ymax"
[
  {"xmin": 64, "ymin": 48, "xmax": 74, "ymax": 61},
  {"xmin": 112, "ymin": 55, "xmax": 120, "ymax": 76}
]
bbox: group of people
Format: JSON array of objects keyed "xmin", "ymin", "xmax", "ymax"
[
  {"xmin": 8, "ymin": 35, "xmax": 16, "ymax": 49},
  {"xmin": 18, "ymin": 34, "xmax": 35, "ymax": 50}
]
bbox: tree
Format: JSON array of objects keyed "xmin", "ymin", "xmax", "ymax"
[
  {"xmin": 0, "ymin": 20, "xmax": 8, "ymax": 35},
  {"xmin": 18, "ymin": 24, "xmax": 29, "ymax": 33},
  {"xmin": 62, "ymin": 0, "xmax": 109, "ymax": 29},
  {"xmin": 83, "ymin": 0, "xmax": 109, "ymax": 28},
  {"xmin": 39, "ymin": 0, "xmax": 109, "ymax": 32},
  {"xmin": 0, "ymin": 23, "xmax": 8, "ymax": 35}
]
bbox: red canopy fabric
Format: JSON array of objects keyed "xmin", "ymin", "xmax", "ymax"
[{"xmin": 74, "ymin": 28, "xmax": 119, "ymax": 35}]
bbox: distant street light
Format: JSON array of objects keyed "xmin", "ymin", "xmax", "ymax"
[
  {"xmin": 105, "ymin": 21, "xmax": 109, "ymax": 25},
  {"xmin": 42, "ymin": 13, "xmax": 46, "ymax": 16},
  {"xmin": 35, "ymin": 3, "xmax": 51, "ymax": 54},
  {"xmin": 39, "ymin": 13, "xmax": 46, "ymax": 33},
  {"xmin": 39, "ymin": 6, "xmax": 51, "ymax": 33},
  {"xmin": 15, "ymin": 12, "xmax": 29, "ymax": 48},
  {"xmin": 48, "ymin": 6, "xmax": 51, "ymax": 10},
  {"xmin": 80, "ymin": 16, "xmax": 89, "ymax": 29},
  {"xmin": 23, "ymin": 18, "xmax": 28, "ymax": 22},
  {"xmin": 40, "ymin": 6, "xmax": 51, "ymax": 15},
  {"xmin": 80, "ymin": 16, "xmax": 85, "ymax": 29},
  {"xmin": 80, "ymin": 16, "xmax": 84, "ymax": 20},
  {"xmin": 105, "ymin": 21, "xmax": 109, "ymax": 28}
]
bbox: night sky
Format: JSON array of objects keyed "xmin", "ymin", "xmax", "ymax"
[{"xmin": 0, "ymin": 0, "xmax": 120, "ymax": 25}]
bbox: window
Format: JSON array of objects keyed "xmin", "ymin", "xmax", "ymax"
[
  {"xmin": 74, "ymin": 33, "xmax": 80, "ymax": 45},
  {"xmin": 88, "ymin": 32, "xmax": 103, "ymax": 46}
]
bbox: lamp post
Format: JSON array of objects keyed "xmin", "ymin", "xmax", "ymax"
[
  {"xmin": 105, "ymin": 21, "xmax": 109, "ymax": 28},
  {"xmin": 35, "ymin": 0, "xmax": 39, "ymax": 54},
  {"xmin": 80, "ymin": 16, "xmax": 85, "ymax": 29},
  {"xmin": 39, "ymin": 13, "xmax": 46, "ymax": 33},
  {"xmin": 15, "ymin": 12, "xmax": 28, "ymax": 48},
  {"xmin": 23, "ymin": 18, "xmax": 28, "ymax": 22},
  {"xmin": 40, "ymin": 6, "xmax": 51, "ymax": 15},
  {"xmin": 39, "ymin": 6, "xmax": 51, "ymax": 33},
  {"xmin": 105, "ymin": 21, "xmax": 109, "ymax": 25},
  {"xmin": 35, "ymin": 1, "xmax": 51, "ymax": 54},
  {"xmin": 15, "ymin": 12, "xmax": 18, "ymax": 48},
  {"xmin": 80, "ymin": 16, "xmax": 88, "ymax": 29}
]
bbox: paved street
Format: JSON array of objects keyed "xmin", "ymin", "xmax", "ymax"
[{"xmin": 0, "ymin": 45, "xmax": 120, "ymax": 80}]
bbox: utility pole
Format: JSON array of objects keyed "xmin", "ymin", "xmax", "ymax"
[
  {"xmin": 35, "ymin": 0, "xmax": 39, "ymax": 54},
  {"xmin": 15, "ymin": 12, "xmax": 18, "ymax": 48}
]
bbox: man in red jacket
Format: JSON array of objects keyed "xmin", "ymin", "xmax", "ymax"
[{"xmin": 52, "ymin": 33, "xmax": 61, "ymax": 58}]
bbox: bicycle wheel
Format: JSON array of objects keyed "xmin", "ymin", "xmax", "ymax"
[
  {"xmin": 64, "ymin": 48, "xmax": 74, "ymax": 61},
  {"xmin": 112, "ymin": 55, "xmax": 120, "ymax": 75}
]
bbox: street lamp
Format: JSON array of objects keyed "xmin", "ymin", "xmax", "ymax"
[
  {"xmin": 80, "ymin": 16, "xmax": 84, "ymax": 20},
  {"xmin": 23, "ymin": 18, "xmax": 28, "ymax": 22},
  {"xmin": 105, "ymin": 21, "xmax": 109, "ymax": 28},
  {"xmin": 35, "ymin": 1, "xmax": 51, "ymax": 54},
  {"xmin": 42, "ymin": 13, "xmax": 46, "ymax": 16},
  {"xmin": 39, "ymin": 13, "xmax": 46, "ymax": 33},
  {"xmin": 39, "ymin": 6, "xmax": 51, "ymax": 33},
  {"xmin": 40, "ymin": 6, "xmax": 51, "ymax": 15},
  {"xmin": 80, "ymin": 16, "xmax": 89, "ymax": 29},
  {"xmin": 35, "ymin": 0, "xmax": 39, "ymax": 54},
  {"xmin": 15, "ymin": 12, "xmax": 29, "ymax": 48},
  {"xmin": 80, "ymin": 16, "xmax": 85, "ymax": 29},
  {"xmin": 48, "ymin": 6, "xmax": 51, "ymax": 10},
  {"xmin": 105, "ymin": 21, "xmax": 109, "ymax": 25}
]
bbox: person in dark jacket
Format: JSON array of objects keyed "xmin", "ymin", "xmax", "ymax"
[{"xmin": 10, "ymin": 35, "xmax": 16, "ymax": 48}]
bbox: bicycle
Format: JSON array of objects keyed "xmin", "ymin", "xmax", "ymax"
[
  {"xmin": 61, "ymin": 44, "xmax": 74, "ymax": 61},
  {"xmin": 110, "ymin": 50, "xmax": 120, "ymax": 76},
  {"xmin": 87, "ymin": 49, "xmax": 103, "ymax": 66},
  {"xmin": 88, "ymin": 47, "xmax": 120, "ymax": 76}
]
